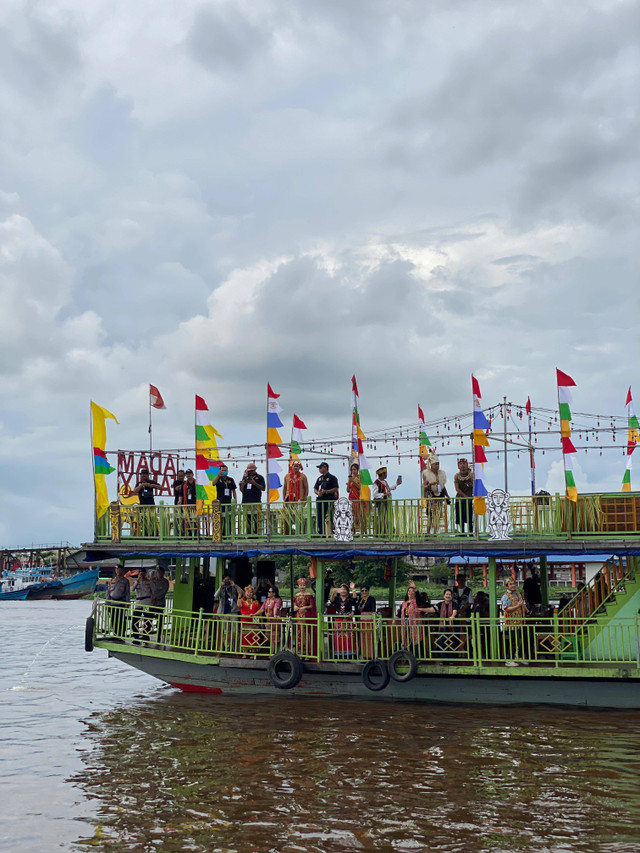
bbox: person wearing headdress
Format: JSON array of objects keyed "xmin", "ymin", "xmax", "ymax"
[
  {"xmin": 453, "ymin": 457, "xmax": 474, "ymax": 533},
  {"xmin": 371, "ymin": 466, "xmax": 401, "ymax": 536},
  {"xmin": 283, "ymin": 460, "xmax": 309, "ymax": 535},
  {"xmin": 422, "ymin": 453, "xmax": 449, "ymax": 535}
]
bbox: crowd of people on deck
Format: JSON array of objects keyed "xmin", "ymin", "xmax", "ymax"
[
  {"xmin": 129, "ymin": 454, "xmax": 477, "ymax": 537},
  {"xmin": 104, "ymin": 558, "xmax": 559, "ymax": 666}
]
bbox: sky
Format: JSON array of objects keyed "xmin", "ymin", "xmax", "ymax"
[{"xmin": 1, "ymin": 0, "xmax": 638, "ymax": 547}]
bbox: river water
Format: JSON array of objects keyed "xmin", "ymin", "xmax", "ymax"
[{"xmin": 1, "ymin": 601, "xmax": 640, "ymax": 852}]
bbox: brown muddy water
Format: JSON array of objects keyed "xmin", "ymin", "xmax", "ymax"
[{"xmin": 1, "ymin": 601, "xmax": 640, "ymax": 852}]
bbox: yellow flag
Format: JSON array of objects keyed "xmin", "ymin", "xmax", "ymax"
[{"xmin": 91, "ymin": 401, "xmax": 119, "ymax": 518}]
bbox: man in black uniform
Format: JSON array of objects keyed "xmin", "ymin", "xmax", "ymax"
[
  {"xmin": 239, "ymin": 463, "xmax": 265, "ymax": 534},
  {"xmin": 133, "ymin": 468, "xmax": 162, "ymax": 505},
  {"xmin": 211, "ymin": 465, "xmax": 237, "ymax": 536},
  {"xmin": 314, "ymin": 462, "xmax": 339, "ymax": 536}
]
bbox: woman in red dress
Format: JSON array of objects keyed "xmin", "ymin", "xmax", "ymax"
[
  {"xmin": 330, "ymin": 583, "xmax": 357, "ymax": 658},
  {"xmin": 238, "ymin": 585, "xmax": 261, "ymax": 653},
  {"xmin": 293, "ymin": 577, "xmax": 317, "ymax": 658},
  {"xmin": 256, "ymin": 584, "xmax": 283, "ymax": 652}
]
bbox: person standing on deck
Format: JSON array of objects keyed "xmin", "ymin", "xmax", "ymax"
[
  {"xmin": 453, "ymin": 458, "xmax": 474, "ymax": 533},
  {"xmin": 371, "ymin": 466, "xmax": 401, "ymax": 536},
  {"xmin": 283, "ymin": 461, "xmax": 309, "ymax": 535},
  {"xmin": 150, "ymin": 566, "xmax": 170, "ymax": 639},
  {"xmin": 239, "ymin": 463, "xmax": 266, "ymax": 535},
  {"xmin": 172, "ymin": 470, "xmax": 185, "ymax": 504},
  {"xmin": 283, "ymin": 461, "xmax": 308, "ymax": 503},
  {"xmin": 211, "ymin": 465, "xmax": 237, "ymax": 537},
  {"xmin": 452, "ymin": 573, "xmax": 474, "ymax": 615},
  {"xmin": 523, "ymin": 565, "xmax": 543, "ymax": 616},
  {"xmin": 314, "ymin": 462, "xmax": 339, "ymax": 536},
  {"xmin": 422, "ymin": 455, "xmax": 449, "ymax": 534},
  {"xmin": 215, "ymin": 576, "xmax": 243, "ymax": 651},
  {"xmin": 501, "ymin": 578, "xmax": 527, "ymax": 667},
  {"xmin": 106, "ymin": 565, "xmax": 130, "ymax": 635},
  {"xmin": 132, "ymin": 568, "xmax": 152, "ymax": 642},
  {"xmin": 133, "ymin": 468, "xmax": 162, "ymax": 505}
]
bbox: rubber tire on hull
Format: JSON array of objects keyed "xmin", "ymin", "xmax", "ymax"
[
  {"xmin": 387, "ymin": 649, "xmax": 418, "ymax": 682},
  {"xmin": 361, "ymin": 659, "xmax": 390, "ymax": 692},
  {"xmin": 267, "ymin": 651, "xmax": 303, "ymax": 689},
  {"xmin": 85, "ymin": 616, "xmax": 94, "ymax": 652}
]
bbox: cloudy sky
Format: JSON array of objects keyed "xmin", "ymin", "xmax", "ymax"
[{"xmin": 1, "ymin": 0, "xmax": 638, "ymax": 547}]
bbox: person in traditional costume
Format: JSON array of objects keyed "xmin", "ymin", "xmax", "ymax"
[
  {"xmin": 330, "ymin": 583, "xmax": 357, "ymax": 658},
  {"xmin": 400, "ymin": 582, "xmax": 434, "ymax": 656},
  {"xmin": 434, "ymin": 588, "xmax": 460, "ymax": 661},
  {"xmin": 354, "ymin": 583, "xmax": 377, "ymax": 658},
  {"xmin": 371, "ymin": 466, "xmax": 401, "ymax": 535},
  {"xmin": 256, "ymin": 584, "xmax": 283, "ymax": 652},
  {"xmin": 422, "ymin": 454, "xmax": 449, "ymax": 534},
  {"xmin": 238, "ymin": 584, "xmax": 261, "ymax": 654},
  {"xmin": 282, "ymin": 461, "xmax": 309, "ymax": 534},
  {"xmin": 500, "ymin": 578, "xmax": 527, "ymax": 666},
  {"xmin": 453, "ymin": 457, "xmax": 474, "ymax": 533},
  {"xmin": 346, "ymin": 462, "xmax": 365, "ymax": 535},
  {"xmin": 293, "ymin": 577, "xmax": 318, "ymax": 657}
]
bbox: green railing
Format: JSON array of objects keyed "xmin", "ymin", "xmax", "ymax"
[
  {"xmin": 96, "ymin": 492, "xmax": 640, "ymax": 543},
  {"xmin": 93, "ymin": 600, "xmax": 640, "ymax": 668}
]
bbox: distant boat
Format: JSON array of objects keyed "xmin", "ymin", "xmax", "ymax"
[
  {"xmin": 0, "ymin": 568, "xmax": 98, "ymax": 601},
  {"xmin": 0, "ymin": 574, "xmax": 61, "ymax": 601},
  {"xmin": 52, "ymin": 569, "xmax": 99, "ymax": 600}
]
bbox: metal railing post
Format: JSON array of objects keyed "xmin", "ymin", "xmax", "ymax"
[{"xmin": 194, "ymin": 608, "xmax": 204, "ymax": 656}]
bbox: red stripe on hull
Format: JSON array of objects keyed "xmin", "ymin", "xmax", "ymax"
[{"xmin": 170, "ymin": 682, "xmax": 222, "ymax": 694}]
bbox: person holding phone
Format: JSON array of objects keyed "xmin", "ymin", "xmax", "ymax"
[{"xmin": 371, "ymin": 466, "xmax": 401, "ymax": 536}]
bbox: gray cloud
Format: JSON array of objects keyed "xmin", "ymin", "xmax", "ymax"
[{"xmin": 0, "ymin": 0, "xmax": 637, "ymax": 544}]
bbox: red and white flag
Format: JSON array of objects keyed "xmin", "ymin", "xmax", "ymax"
[{"xmin": 149, "ymin": 384, "xmax": 166, "ymax": 410}]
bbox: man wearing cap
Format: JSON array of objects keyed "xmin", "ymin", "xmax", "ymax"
[
  {"xmin": 211, "ymin": 465, "xmax": 237, "ymax": 536},
  {"xmin": 314, "ymin": 462, "xmax": 339, "ymax": 536},
  {"xmin": 133, "ymin": 468, "xmax": 162, "ymax": 506},
  {"xmin": 132, "ymin": 567, "xmax": 153, "ymax": 642},
  {"xmin": 239, "ymin": 463, "xmax": 266, "ymax": 534},
  {"xmin": 371, "ymin": 467, "xmax": 401, "ymax": 535}
]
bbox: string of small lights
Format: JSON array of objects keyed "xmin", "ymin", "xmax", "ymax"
[{"xmin": 108, "ymin": 401, "xmax": 632, "ymax": 467}]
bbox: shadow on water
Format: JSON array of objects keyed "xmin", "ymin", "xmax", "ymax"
[{"xmin": 71, "ymin": 693, "xmax": 640, "ymax": 852}]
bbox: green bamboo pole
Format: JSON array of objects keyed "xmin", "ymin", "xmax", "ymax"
[{"xmin": 488, "ymin": 557, "xmax": 498, "ymax": 660}]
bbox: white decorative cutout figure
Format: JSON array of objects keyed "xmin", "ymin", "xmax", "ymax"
[
  {"xmin": 487, "ymin": 489, "xmax": 512, "ymax": 540},
  {"xmin": 333, "ymin": 497, "xmax": 354, "ymax": 542}
]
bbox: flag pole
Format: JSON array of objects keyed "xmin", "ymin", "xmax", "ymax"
[
  {"xmin": 149, "ymin": 386, "xmax": 152, "ymax": 454},
  {"xmin": 90, "ymin": 402, "xmax": 97, "ymax": 540},
  {"xmin": 265, "ymin": 383, "xmax": 271, "ymax": 539}
]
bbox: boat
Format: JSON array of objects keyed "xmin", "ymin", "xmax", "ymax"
[
  {"xmin": 0, "ymin": 567, "xmax": 98, "ymax": 601},
  {"xmin": 84, "ymin": 488, "xmax": 640, "ymax": 709},
  {"xmin": 51, "ymin": 568, "xmax": 99, "ymax": 600}
]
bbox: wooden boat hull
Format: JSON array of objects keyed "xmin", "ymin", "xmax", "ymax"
[
  {"xmin": 52, "ymin": 569, "xmax": 99, "ymax": 600},
  {"xmin": 109, "ymin": 649, "xmax": 640, "ymax": 709}
]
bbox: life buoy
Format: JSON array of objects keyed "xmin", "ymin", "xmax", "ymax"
[
  {"xmin": 85, "ymin": 616, "xmax": 94, "ymax": 653},
  {"xmin": 361, "ymin": 659, "xmax": 390, "ymax": 691},
  {"xmin": 387, "ymin": 649, "xmax": 418, "ymax": 682},
  {"xmin": 267, "ymin": 651, "xmax": 303, "ymax": 689}
]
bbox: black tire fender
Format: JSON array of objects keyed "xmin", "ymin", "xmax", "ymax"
[
  {"xmin": 361, "ymin": 659, "xmax": 390, "ymax": 692},
  {"xmin": 85, "ymin": 616, "xmax": 94, "ymax": 653},
  {"xmin": 387, "ymin": 649, "xmax": 418, "ymax": 682},
  {"xmin": 267, "ymin": 651, "xmax": 303, "ymax": 690}
]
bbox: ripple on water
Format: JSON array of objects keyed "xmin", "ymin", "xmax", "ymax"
[{"xmin": 2, "ymin": 601, "xmax": 640, "ymax": 852}]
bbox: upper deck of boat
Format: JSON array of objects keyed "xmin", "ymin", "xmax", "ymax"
[{"xmin": 86, "ymin": 491, "xmax": 640, "ymax": 559}]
